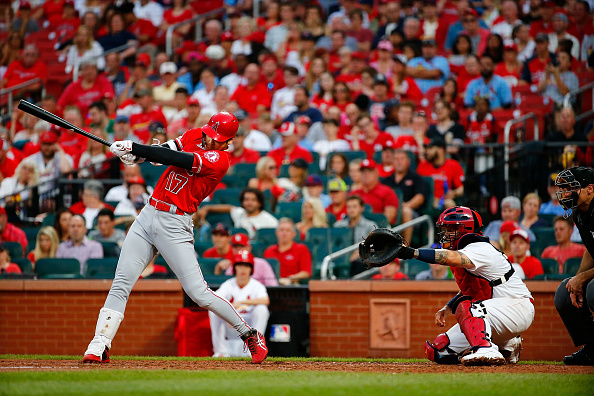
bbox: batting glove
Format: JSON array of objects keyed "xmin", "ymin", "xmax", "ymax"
[
  {"xmin": 110, "ymin": 140, "xmax": 133, "ymax": 157},
  {"xmin": 120, "ymin": 153, "xmax": 138, "ymax": 166}
]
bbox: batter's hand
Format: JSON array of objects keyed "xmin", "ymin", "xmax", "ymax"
[
  {"xmin": 435, "ymin": 305, "xmax": 451, "ymax": 327},
  {"xmin": 110, "ymin": 140, "xmax": 133, "ymax": 157},
  {"xmin": 120, "ymin": 153, "xmax": 138, "ymax": 166}
]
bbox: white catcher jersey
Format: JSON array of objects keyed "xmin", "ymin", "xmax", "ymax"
[
  {"xmin": 458, "ymin": 242, "xmax": 533, "ymax": 300},
  {"xmin": 215, "ymin": 278, "xmax": 269, "ymax": 315}
]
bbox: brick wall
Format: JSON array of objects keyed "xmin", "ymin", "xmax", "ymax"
[{"xmin": 309, "ymin": 280, "xmax": 575, "ymax": 361}]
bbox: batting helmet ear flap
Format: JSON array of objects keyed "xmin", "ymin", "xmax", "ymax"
[{"xmin": 471, "ymin": 209, "xmax": 483, "ymax": 232}]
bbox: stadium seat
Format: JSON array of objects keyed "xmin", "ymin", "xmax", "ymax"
[
  {"xmin": 404, "ymin": 259, "xmax": 430, "ymax": 278},
  {"xmin": 211, "ymin": 188, "xmax": 242, "ymax": 205},
  {"xmin": 364, "ymin": 212, "xmax": 389, "ymax": 228},
  {"xmin": 231, "ymin": 163, "xmax": 257, "ymax": 179},
  {"xmin": 100, "ymin": 241, "xmax": 120, "ymax": 258},
  {"xmin": 532, "ymin": 228, "xmax": 556, "ymax": 248},
  {"xmin": 154, "ymin": 256, "xmax": 173, "ymax": 277},
  {"xmin": 536, "ymin": 214, "xmax": 557, "ymax": 228},
  {"xmin": 221, "ymin": 174, "xmax": 243, "ymax": 189},
  {"xmin": 326, "ymin": 212, "xmax": 336, "ymax": 226},
  {"xmin": 563, "ymin": 257, "xmax": 582, "ymax": 275},
  {"xmin": 35, "ymin": 258, "xmax": 81, "ymax": 279},
  {"xmin": 306, "ymin": 227, "xmax": 352, "ymax": 252},
  {"xmin": 264, "ymin": 258, "xmax": 280, "ymax": 279},
  {"xmin": 194, "ymin": 240, "xmax": 212, "ymax": 256},
  {"xmin": 255, "ymin": 228, "xmax": 278, "ymax": 247},
  {"xmin": 251, "ymin": 240, "xmax": 265, "ymax": 257},
  {"xmin": 139, "ymin": 162, "xmax": 167, "ymax": 188},
  {"xmin": 2, "ymin": 242, "xmax": 23, "ymax": 258},
  {"xmin": 198, "ymin": 258, "xmax": 221, "ymax": 276},
  {"xmin": 85, "ymin": 258, "xmax": 118, "ymax": 279},
  {"xmin": 540, "ymin": 258, "xmax": 559, "ymax": 275},
  {"xmin": 275, "ymin": 202, "xmax": 303, "ymax": 223},
  {"xmin": 13, "ymin": 258, "xmax": 32, "ymax": 273},
  {"xmin": 21, "ymin": 226, "xmax": 41, "ymax": 245},
  {"xmin": 201, "ymin": 202, "xmax": 233, "ymax": 227},
  {"xmin": 41, "ymin": 213, "xmax": 56, "ymax": 227}
]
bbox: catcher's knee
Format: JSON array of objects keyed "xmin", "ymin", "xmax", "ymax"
[{"xmin": 425, "ymin": 333, "xmax": 459, "ymax": 364}]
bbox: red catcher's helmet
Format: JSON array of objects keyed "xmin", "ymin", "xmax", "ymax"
[
  {"xmin": 202, "ymin": 111, "xmax": 238, "ymax": 142},
  {"xmin": 436, "ymin": 206, "xmax": 483, "ymax": 247}
]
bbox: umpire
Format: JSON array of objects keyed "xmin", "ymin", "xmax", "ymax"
[{"xmin": 554, "ymin": 166, "xmax": 594, "ymax": 365}]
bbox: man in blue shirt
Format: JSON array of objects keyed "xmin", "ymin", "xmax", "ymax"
[
  {"xmin": 406, "ymin": 39, "xmax": 450, "ymax": 94},
  {"xmin": 464, "ymin": 55, "xmax": 513, "ymax": 109}
]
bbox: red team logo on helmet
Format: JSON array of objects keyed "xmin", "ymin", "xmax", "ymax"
[
  {"xmin": 204, "ymin": 151, "xmax": 220, "ymax": 163},
  {"xmin": 202, "ymin": 112, "xmax": 238, "ymax": 142}
]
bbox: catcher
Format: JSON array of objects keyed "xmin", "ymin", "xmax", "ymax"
[{"xmin": 359, "ymin": 206, "xmax": 535, "ymax": 366}]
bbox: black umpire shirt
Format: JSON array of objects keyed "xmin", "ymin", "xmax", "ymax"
[
  {"xmin": 573, "ymin": 198, "xmax": 594, "ymax": 256},
  {"xmin": 381, "ymin": 169, "xmax": 428, "ymax": 209}
]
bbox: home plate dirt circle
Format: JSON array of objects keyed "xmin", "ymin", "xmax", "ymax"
[{"xmin": 1, "ymin": 359, "xmax": 593, "ymax": 374}]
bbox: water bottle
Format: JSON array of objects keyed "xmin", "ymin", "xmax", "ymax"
[{"xmin": 514, "ymin": 92, "xmax": 522, "ymax": 108}]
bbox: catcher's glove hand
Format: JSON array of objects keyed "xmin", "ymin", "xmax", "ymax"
[{"xmin": 358, "ymin": 228, "xmax": 414, "ymax": 267}]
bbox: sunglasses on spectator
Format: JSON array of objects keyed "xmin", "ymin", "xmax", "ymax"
[
  {"xmin": 463, "ymin": 18, "xmax": 477, "ymax": 23},
  {"xmin": 413, "ymin": 111, "xmax": 427, "ymax": 117}
]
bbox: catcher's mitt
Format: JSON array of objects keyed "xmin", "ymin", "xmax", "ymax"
[{"xmin": 358, "ymin": 228, "xmax": 409, "ymax": 267}]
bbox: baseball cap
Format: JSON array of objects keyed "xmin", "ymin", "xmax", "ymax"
[
  {"xmin": 291, "ymin": 158, "xmax": 309, "ymax": 169},
  {"xmin": 187, "ymin": 97, "xmax": 200, "ymax": 106},
  {"xmin": 424, "ymin": 138, "xmax": 446, "ymax": 148},
  {"xmin": 360, "ymin": 159, "xmax": 377, "ymax": 170},
  {"xmin": 501, "ymin": 196, "xmax": 521, "ymax": 210},
  {"xmin": 296, "ymin": 115, "xmax": 312, "ymax": 126},
  {"xmin": 322, "ymin": 118, "xmax": 339, "ymax": 126},
  {"xmin": 149, "ymin": 122, "xmax": 166, "ymax": 134},
  {"xmin": 504, "ymin": 42, "xmax": 518, "ymax": 52},
  {"xmin": 40, "ymin": 131, "xmax": 59, "ymax": 144},
  {"xmin": 548, "ymin": 172, "xmax": 559, "ymax": 186},
  {"xmin": 159, "ymin": 62, "xmax": 177, "ymax": 75},
  {"xmin": 382, "ymin": 140, "xmax": 395, "ymax": 151},
  {"xmin": 464, "ymin": 8, "xmax": 478, "ymax": 17},
  {"xmin": 327, "ymin": 178, "xmax": 348, "ymax": 192},
  {"xmin": 373, "ymin": 73, "xmax": 390, "ymax": 86},
  {"xmin": 422, "ymin": 39, "xmax": 437, "ymax": 46},
  {"xmin": 221, "ymin": 31, "xmax": 234, "ymax": 41},
  {"xmin": 377, "ymin": 40, "xmax": 394, "ymax": 52},
  {"xmin": 553, "ymin": 12, "xmax": 569, "ymax": 23},
  {"xmin": 205, "ymin": 44, "xmax": 226, "ymax": 60},
  {"xmin": 535, "ymin": 32, "xmax": 549, "ymax": 43},
  {"xmin": 186, "ymin": 51, "xmax": 207, "ymax": 63},
  {"xmin": 510, "ymin": 228, "xmax": 530, "ymax": 243},
  {"xmin": 305, "ymin": 175, "xmax": 323, "ymax": 187},
  {"xmin": 134, "ymin": 88, "xmax": 152, "ymax": 98},
  {"xmin": 279, "ymin": 122, "xmax": 296, "ymax": 137},
  {"xmin": 135, "ymin": 53, "xmax": 151, "ymax": 68},
  {"xmin": 300, "ymin": 31, "xmax": 316, "ymax": 41},
  {"xmin": 175, "ymin": 40, "xmax": 197, "ymax": 55},
  {"xmin": 127, "ymin": 176, "xmax": 146, "ymax": 187},
  {"xmin": 234, "ymin": 109, "xmax": 248, "ymax": 121},
  {"xmin": 500, "ymin": 220, "xmax": 519, "ymax": 235},
  {"xmin": 115, "ymin": 114, "xmax": 129, "ymax": 123},
  {"xmin": 211, "ymin": 223, "xmax": 230, "ymax": 236},
  {"xmin": 233, "ymin": 250, "xmax": 254, "ymax": 266},
  {"xmin": 231, "ymin": 233, "xmax": 250, "ymax": 246},
  {"xmin": 261, "ymin": 54, "xmax": 277, "ymax": 64},
  {"xmin": 351, "ymin": 51, "xmax": 366, "ymax": 61},
  {"xmin": 19, "ymin": 1, "xmax": 31, "ymax": 10}
]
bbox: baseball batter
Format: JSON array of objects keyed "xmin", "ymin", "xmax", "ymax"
[{"xmin": 82, "ymin": 112, "xmax": 268, "ymax": 364}]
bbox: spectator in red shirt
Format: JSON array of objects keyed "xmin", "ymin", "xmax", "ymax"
[
  {"xmin": 510, "ymin": 228, "xmax": 544, "ymax": 279},
  {"xmin": 530, "ymin": 0, "xmax": 555, "ymax": 36},
  {"xmin": 0, "ymin": 143, "xmax": 19, "ymax": 181},
  {"xmin": 394, "ymin": 111, "xmax": 429, "ymax": 160},
  {"xmin": 351, "ymin": 113, "xmax": 394, "ymax": 161},
  {"xmin": 456, "ymin": 54, "xmax": 481, "ymax": 96},
  {"xmin": 57, "ymin": 106, "xmax": 88, "ymax": 165},
  {"xmin": 57, "ymin": 60, "xmax": 115, "ymax": 118},
  {"xmin": 464, "ymin": 97, "xmax": 498, "ymax": 144},
  {"xmin": 203, "ymin": 223, "xmax": 234, "ymax": 261},
  {"xmin": 0, "ymin": 44, "xmax": 46, "ymax": 100},
  {"xmin": 267, "ymin": 122, "xmax": 313, "ymax": 168},
  {"xmin": 520, "ymin": 33, "xmax": 556, "ymax": 86},
  {"xmin": 259, "ymin": 54, "xmax": 285, "ymax": 94},
  {"xmin": 416, "ymin": 138, "xmax": 465, "ymax": 209},
  {"xmin": 263, "ymin": 217, "xmax": 312, "ymax": 285},
  {"xmin": 0, "ymin": 245, "xmax": 22, "ymax": 274},
  {"xmin": 49, "ymin": 1, "xmax": 80, "ymax": 41},
  {"xmin": 371, "ymin": 259, "xmax": 408, "ymax": 280},
  {"xmin": 0, "ymin": 206, "xmax": 28, "ymax": 252},
  {"xmin": 495, "ymin": 43, "xmax": 522, "ymax": 87},
  {"xmin": 350, "ymin": 159, "xmax": 399, "ymax": 225},
  {"xmin": 541, "ymin": 216, "xmax": 587, "ymax": 273},
  {"xmin": 229, "ymin": 127, "xmax": 260, "ymax": 168},
  {"xmin": 231, "ymin": 63, "xmax": 272, "ymax": 118},
  {"xmin": 121, "ymin": 2, "xmax": 158, "ymax": 48},
  {"xmin": 129, "ymin": 86, "xmax": 168, "ymax": 143}
]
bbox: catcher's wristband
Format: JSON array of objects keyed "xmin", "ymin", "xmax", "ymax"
[{"xmin": 416, "ymin": 249, "xmax": 436, "ymax": 263}]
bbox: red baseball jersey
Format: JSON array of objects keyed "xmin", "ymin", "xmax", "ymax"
[
  {"xmin": 350, "ymin": 183, "xmax": 399, "ymax": 215},
  {"xmin": 129, "ymin": 107, "xmax": 168, "ymax": 143},
  {"xmin": 3, "ymin": 60, "xmax": 47, "ymax": 88},
  {"xmin": 417, "ymin": 159, "xmax": 465, "ymax": 199},
  {"xmin": 264, "ymin": 242, "xmax": 312, "ymax": 278},
  {"xmin": 57, "ymin": 75, "xmax": 115, "ymax": 117},
  {"xmin": 150, "ymin": 127, "xmax": 231, "ymax": 214}
]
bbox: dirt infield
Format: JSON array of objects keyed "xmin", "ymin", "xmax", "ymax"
[{"xmin": 1, "ymin": 359, "xmax": 593, "ymax": 374}]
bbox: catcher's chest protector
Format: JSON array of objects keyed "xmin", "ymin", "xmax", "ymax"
[{"xmin": 451, "ymin": 234, "xmax": 493, "ymax": 301}]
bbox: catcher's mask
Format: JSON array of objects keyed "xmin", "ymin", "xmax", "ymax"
[
  {"xmin": 436, "ymin": 206, "xmax": 482, "ymax": 248},
  {"xmin": 555, "ymin": 167, "xmax": 594, "ymax": 217}
]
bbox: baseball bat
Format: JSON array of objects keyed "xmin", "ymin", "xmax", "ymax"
[{"xmin": 17, "ymin": 100, "xmax": 111, "ymax": 147}]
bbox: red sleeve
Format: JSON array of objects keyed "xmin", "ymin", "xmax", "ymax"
[
  {"xmin": 383, "ymin": 186, "xmax": 399, "ymax": 208},
  {"xmin": 263, "ymin": 246, "xmax": 275, "ymax": 259},
  {"xmin": 17, "ymin": 229, "xmax": 28, "ymax": 253},
  {"xmin": 37, "ymin": 62, "xmax": 48, "ymax": 84},
  {"xmin": 404, "ymin": 77, "xmax": 423, "ymax": 101},
  {"xmin": 450, "ymin": 160, "xmax": 465, "ymax": 189},
  {"xmin": 57, "ymin": 83, "xmax": 77, "ymax": 110},
  {"xmin": 192, "ymin": 150, "xmax": 230, "ymax": 178},
  {"xmin": 69, "ymin": 202, "xmax": 85, "ymax": 215},
  {"xmin": 203, "ymin": 247, "xmax": 218, "ymax": 258},
  {"xmin": 297, "ymin": 244, "xmax": 312, "ymax": 276},
  {"xmin": 177, "ymin": 127, "xmax": 201, "ymax": 149}
]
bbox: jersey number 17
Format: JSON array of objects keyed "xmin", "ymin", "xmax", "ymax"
[{"xmin": 165, "ymin": 172, "xmax": 189, "ymax": 194}]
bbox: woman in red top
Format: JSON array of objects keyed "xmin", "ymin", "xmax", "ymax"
[
  {"xmin": 27, "ymin": 226, "xmax": 60, "ymax": 269},
  {"xmin": 160, "ymin": 0, "xmax": 195, "ymax": 47},
  {"xmin": 390, "ymin": 56, "xmax": 423, "ymax": 102},
  {"xmin": 311, "ymin": 71, "xmax": 335, "ymax": 114},
  {"xmin": 448, "ymin": 35, "xmax": 472, "ymax": 77},
  {"xmin": 257, "ymin": 1, "xmax": 281, "ymax": 32},
  {"xmin": 248, "ymin": 156, "xmax": 279, "ymax": 192},
  {"xmin": 331, "ymin": 82, "xmax": 352, "ymax": 113},
  {"xmin": 494, "ymin": 43, "xmax": 522, "ymax": 87}
]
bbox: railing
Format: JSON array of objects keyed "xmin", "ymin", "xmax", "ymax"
[
  {"xmin": 563, "ymin": 81, "xmax": 594, "ymax": 122},
  {"xmin": 319, "ymin": 214, "xmax": 435, "ymax": 281},
  {"xmin": 165, "ymin": 8, "xmax": 226, "ymax": 57},
  {"xmin": 503, "ymin": 112, "xmax": 539, "ymax": 196},
  {"xmin": 0, "ymin": 78, "xmax": 44, "ymax": 114},
  {"xmin": 71, "ymin": 42, "xmax": 136, "ymax": 82}
]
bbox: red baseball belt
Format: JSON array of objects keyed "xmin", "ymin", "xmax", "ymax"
[{"xmin": 149, "ymin": 197, "xmax": 186, "ymax": 216}]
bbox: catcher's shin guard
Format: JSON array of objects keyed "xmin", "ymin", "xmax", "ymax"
[
  {"xmin": 425, "ymin": 333, "xmax": 460, "ymax": 364},
  {"xmin": 83, "ymin": 308, "xmax": 124, "ymax": 363},
  {"xmin": 455, "ymin": 300, "xmax": 492, "ymax": 350}
]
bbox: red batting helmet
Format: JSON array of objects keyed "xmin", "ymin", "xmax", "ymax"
[
  {"xmin": 233, "ymin": 250, "xmax": 254, "ymax": 275},
  {"xmin": 436, "ymin": 206, "xmax": 482, "ymax": 247},
  {"xmin": 202, "ymin": 111, "xmax": 239, "ymax": 142}
]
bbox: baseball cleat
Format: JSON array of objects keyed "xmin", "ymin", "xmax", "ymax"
[
  {"xmin": 241, "ymin": 329, "xmax": 268, "ymax": 364},
  {"xmin": 500, "ymin": 336, "xmax": 522, "ymax": 365},
  {"xmin": 461, "ymin": 347, "xmax": 506, "ymax": 366},
  {"xmin": 83, "ymin": 350, "xmax": 110, "ymax": 364},
  {"xmin": 563, "ymin": 346, "xmax": 594, "ymax": 366}
]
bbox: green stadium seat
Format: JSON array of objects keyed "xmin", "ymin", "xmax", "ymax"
[
  {"xmin": 279, "ymin": 164, "xmax": 290, "ymax": 178},
  {"xmin": 326, "ymin": 213, "xmax": 336, "ymax": 227},
  {"xmin": 203, "ymin": 275, "xmax": 233, "ymax": 287},
  {"xmin": 21, "ymin": 226, "xmax": 41, "ymax": 245},
  {"xmin": 231, "ymin": 163, "xmax": 257, "ymax": 180},
  {"xmin": 194, "ymin": 240, "xmax": 212, "ymax": 256},
  {"xmin": 154, "ymin": 256, "xmax": 174, "ymax": 277},
  {"xmin": 563, "ymin": 257, "xmax": 582, "ymax": 275},
  {"xmin": 13, "ymin": 258, "xmax": 32, "ymax": 273},
  {"xmin": 306, "ymin": 227, "xmax": 352, "ymax": 252},
  {"xmin": 255, "ymin": 228, "xmax": 277, "ymax": 247},
  {"xmin": 85, "ymin": 258, "xmax": 118, "ymax": 279},
  {"xmin": 221, "ymin": 174, "xmax": 244, "ymax": 189},
  {"xmin": 275, "ymin": 201, "xmax": 303, "ymax": 223},
  {"xmin": 540, "ymin": 258, "xmax": 559, "ymax": 275},
  {"xmin": 41, "ymin": 213, "xmax": 55, "ymax": 227},
  {"xmin": 35, "ymin": 258, "xmax": 81, "ymax": 279},
  {"xmin": 201, "ymin": 202, "xmax": 234, "ymax": 227},
  {"xmin": 264, "ymin": 258, "xmax": 280, "ymax": 279},
  {"xmin": 212, "ymin": 188, "xmax": 242, "ymax": 206},
  {"xmin": 364, "ymin": 212, "xmax": 389, "ymax": 228},
  {"xmin": 536, "ymin": 214, "xmax": 557, "ymax": 228},
  {"xmin": 199, "ymin": 258, "xmax": 222, "ymax": 276},
  {"xmin": 251, "ymin": 240, "xmax": 265, "ymax": 257},
  {"xmin": 2, "ymin": 242, "xmax": 23, "ymax": 258},
  {"xmin": 105, "ymin": 201, "xmax": 120, "ymax": 208},
  {"xmin": 532, "ymin": 227, "xmax": 556, "ymax": 247},
  {"xmin": 100, "ymin": 241, "xmax": 120, "ymax": 258},
  {"xmin": 404, "ymin": 259, "xmax": 430, "ymax": 278},
  {"xmin": 139, "ymin": 162, "xmax": 167, "ymax": 188}
]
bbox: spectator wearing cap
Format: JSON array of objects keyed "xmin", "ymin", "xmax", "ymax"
[
  {"xmin": 491, "ymin": 0, "xmax": 522, "ymax": 40},
  {"xmin": 498, "ymin": 220, "xmax": 518, "ymax": 257},
  {"xmin": 129, "ymin": 85, "xmax": 168, "ymax": 143},
  {"xmin": 268, "ymin": 122, "xmax": 314, "ymax": 168},
  {"xmin": 234, "ymin": 109, "xmax": 272, "ymax": 152},
  {"xmin": 303, "ymin": 175, "xmax": 331, "ymax": 209},
  {"xmin": 98, "ymin": 12, "xmax": 138, "ymax": 53},
  {"xmin": 326, "ymin": 178, "xmax": 349, "ymax": 222},
  {"xmin": 70, "ymin": 180, "xmax": 115, "ymax": 229},
  {"xmin": 464, "ymin": 55, "xmax": 512, "ymax": 110},
  {"xmin": 78, "ymin": 125, "xmax": 112, "ymax": 178},
  {"xmin": 57, "ymin": 60, "xmax": 115, "ymax": 118},
  {"xmin": 216, "ymin": 233, "xmax": 278, "ymax": 287},
  {"xmin": 205, "ymin": 44, "xmax": 233, "ymax": 79},
  {"xmin": 112, "ymin": 114, "xmax": 140, "ymax": 143},
  {"xmin": 482, "ymin": 196, "xmax": 537, "ymax": 245},
  {"xmin": 199, "ymin": 187, "xmax": 279, "ymax": 239},
  {"xmin": 0, "ymin": 44, "xmax": 46, "ymax": 100},
  {"xmin": 203, "ymin": 223, "xmax": 234, "ymax": 262},
  {"xmin": 89, "ymin": 208, "xmax": 126, "ymax": 247},
  {"xmin": 537, "ymin": 49, "xmax": 579, "ymax": 106},
  {"xmin": 56, "ymin": 214, "xmax": 103, "ymax": 274},
  {"xmin": 406, "ymin": 39, "xmax": 450, "ymax": 94},
  {"xmin": 230, "ymin": 63, "xmax": 272, "ymax": 119},
  {"xmin": 11, "ymin": 1, "xmax": 39, "ymax": 36},
  {"xmin": 65, "ymin": 26, "xmax": 105, "ymax": 75},
  {"xmin": 209, "ymin": 250, "xmax": 270, "ymax": 357},
  {"xmin": 368, "ymin": 73, "xmax": 399, "ymax": 131},
  {"xmin": 271, "ymin": 66, "xmax": 300, "ymax": 121},
  {"xmin": 371, "ymin": 41, "xmax": 396, "ymax": 79},
  {"xmin": 114, "ymin": 176, "xmax": 149, "ymax": 217},
  {"xmin": 264, "ymin": 217, "xmax": 312, "ymax": 285},
  {"xmin": 510, "ymin": 228, "xmax": 544, "ymax": 279},
  {"xmin": 134, "ymin": 0, "xmax": 164, "ymax": 28},
  {"xmin": 520, "ymin": 33, "xmax": 557, "ymax": 86},
  {"xmin": 153, "ymin": 62, "xmax": 183, "ymax": 113},
  {"xmin": 0, "ymin": 206, "xmax": 28, "ymax": 253},
  {"xmin": 351, "ymin": 113, "xmax": 394, "ymax": 161},
  {"xmin": 372, "ymin": 259, "xmax": 408, "ymax": 280},
  {"xmin": 24, "ymin": 130, "xmax": 74, "ymax": 196},
  {"xmin": 548, "ymin": 12, "xmax": 580, "ymax": 59},
  {"xmin": 494, "ymin": 42, "xmax": 522, "ymax": 87},
  {"xmin": 542, "ymin": 216, "xmax": 587, "ymax": 273},
  {"xmin": 350, "ymin": 159, "xmax": 399, "ymax": 225},
  {"xmin": 458, "ymin": 8, "xmax": 490, "ymax": 55},
  {"xmin": 229, "ymin": 126, "xmax": 260, "ymax": 168},
  {"xmin": 313, "ymin": 118, "xmax": 351, "ymax": 170},
  {"xmin": 295, "ymin": 197, "xmax": 328, "ymax": 241},
  {"xmin": 416, "ymin": 138, "xmax": 465, "ymax": 209},
  {"xmin": 540, "ymin": 173, "xmax": 566, "ymax": 216}
]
